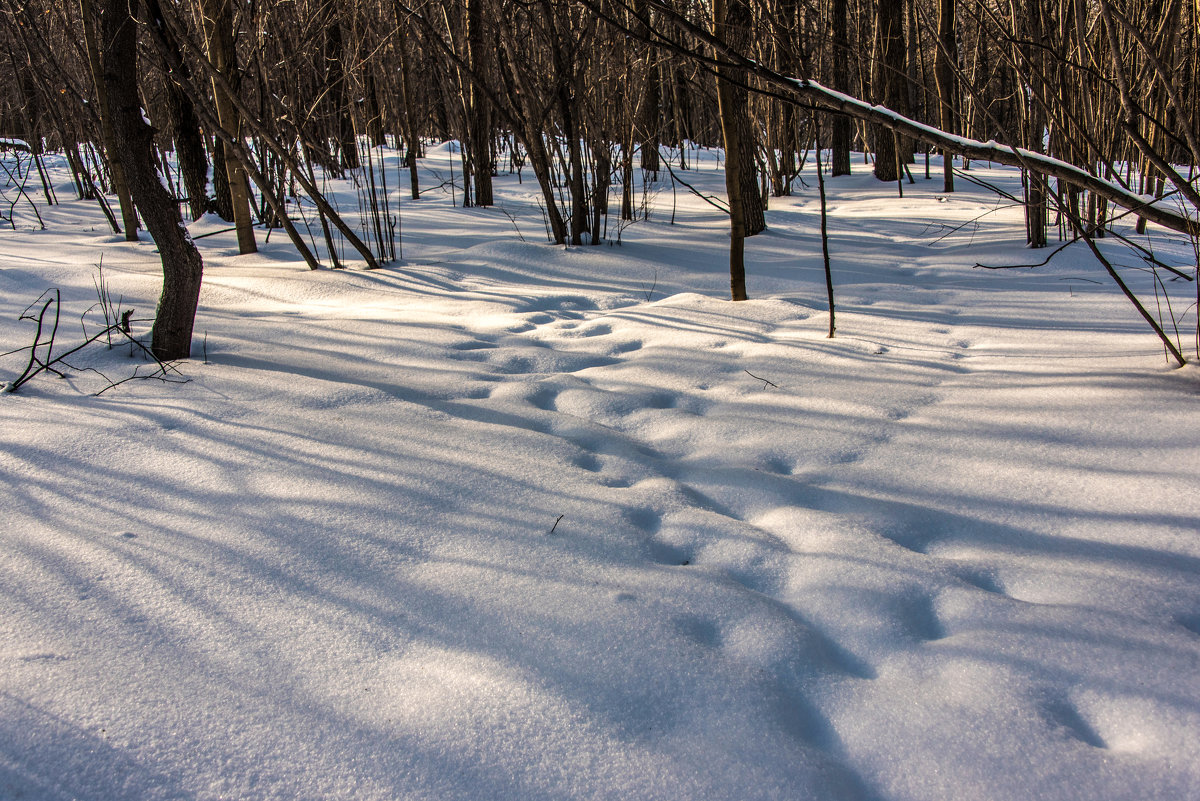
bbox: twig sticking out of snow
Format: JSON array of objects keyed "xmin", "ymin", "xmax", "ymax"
[{"xmin": 3, "ymin": 282, "xmax": 188, "ymax": 395}]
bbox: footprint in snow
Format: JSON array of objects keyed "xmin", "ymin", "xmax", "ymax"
[
  {"xmin": 1041, "ymin": 696, "xmax": 1108, "ymax": 749},
  {"xmin": 579, "ymin": 323, "xmax": 612, "ymax": 337}
]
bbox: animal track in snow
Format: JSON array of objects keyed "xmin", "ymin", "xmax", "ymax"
[
  {"xmin": 877, "ymin": 521, "xmax": 940, "ymax": 555},
  {"xmin": 1174, "ymin": 613, "xmax": 1200, "ymax": 637},
  {"xmin": 1066, "ymin": 690, "xmax": 1199, "ymax": 755},
  {"xmin": 447, "ymin": 338, "xmax": 498, "ymax": 351},
  {"xmin": 527, "ymin": 385, "xmax": 560, "ymax": 411},
  {"xmin": 673, "ymin": 614, "xmax": 722, "ymax": 647},
  {"xmin": 757, "ymin": 455, "xmax": 796, "ymax": 476},
  {"xmin": 572, "ymin": 451, "xmax": 601, "ymax": 473},
  {"xmin": 824, "ymin": 448, "xmax": 864, "ymax": 466},
  {"xmin": 447, "ymin": 349, "xmax": 492, "ymax": 363},
  {"xmin": 607, "ymin": 340, "xmax": 643, "ymax": 355},
  {"xmin": 1040, "ymin": 696, "xmax": 1107, "ymax": 749},
  {"xmin": 623, "ymin": 507, "xmax": 663, "ymax": 535},
  {"xmin": 949, "ymin": 565, "xmax": 1007, "ymax": 596}
]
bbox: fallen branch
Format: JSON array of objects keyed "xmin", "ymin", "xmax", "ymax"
[
  {"xmin": 744, "ymin": 369, "xmax": 780, "ymax": 389},
  {"xmin": 3, "ymin": 285, "xmax": 188, "ymax": 394}
]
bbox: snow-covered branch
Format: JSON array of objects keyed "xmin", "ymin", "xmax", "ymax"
[
  {"xmin": 620, "ymin": 0, "xmax": 1200, "ymax": 238},
  {"xmin": 788, "ymin": 79, "xmax": 1199, "ymax": 238}
]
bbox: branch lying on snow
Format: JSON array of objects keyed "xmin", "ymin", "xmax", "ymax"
[
  {"xmin": 744, "ymin": 370, "xmax": 780, "ymax": 389},
  {"xmin": 975, "ymin": 240, "xmax": 1075, "ymax": 270},
  {"xmin": 583, "ymin": 0, "xmax": 1200, "ymax": 239},
  {"xmin": 3, "ymin": 288, "xmax": 188, "ymax": 395},
  {"xmin": 789, "ymin": 80, "xmax": 1199, "ymax": 237}
]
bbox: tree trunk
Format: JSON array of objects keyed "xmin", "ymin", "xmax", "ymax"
[
  {"xmin": 640, "ymin": 64, "xmax": 661, "ymax": 174},
  {"xmin": 714, "ymin": 0, "xmax": 764, "ymax": 238},
  {"xmin": 715, "ymin": 0, "xmax": 750, "ymax": 299},
  {"xmin": 562, "ymin": 83, "xmax": 589, "ymax": 244},
  {"xmin": 199, "ymin": 0, "xmax": 257, "ymax": 254},
  {"xmin": 872, "ymin": 0, "xmax": 906, "ymax": 182},
  {"xmin": 364, "ymin": 69, "xmax": 387, "ymax": 147},
  {"xmin": 325, "ymin": 17, "xmax": 360, "ymax": 172},
  {"xmin": 80, "ymin": 0, "xmax": 138, "ymax": 240},
  {"xmin": 830, "ymin": 0, "xmax": 853, "ymax": 176},
  {"xmin": 934, "ymin": 0, "xmax": 957, "ymax": 191},
  {"xmin": 466, "ymin": 0, "xmax": 494, "ymax": 205},
  {"xmin": 99, "ymin": 0, "xmax": 203, "ymax": 360},
  {"xmin": 1017, "ymin": 0, "xmax": 1048, "ymax": 247},
  {"xmin": 211, "ymin": 138, "xmax": 233, "ymax": 220},
  {"xmin": 163, "ymin": 63, "xmax": 209, "ymax": 220},
  {"xmin": 397, "ymin": 34, "xmax": 421, "ymax": 200}
]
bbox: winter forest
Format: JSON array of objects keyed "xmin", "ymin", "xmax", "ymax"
[{"xmin": 1, "ymin": 0, "xmax": 1199, "ymax": 799}]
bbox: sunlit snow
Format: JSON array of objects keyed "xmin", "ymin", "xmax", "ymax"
[{"xmin": 2, "ymin": 143, "xmax": 1198, "ymax": 800}]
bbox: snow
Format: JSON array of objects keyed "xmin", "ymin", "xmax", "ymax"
[{"xmin": 1, "ymin": 144, "xmax": 1199, "ymax": 800}]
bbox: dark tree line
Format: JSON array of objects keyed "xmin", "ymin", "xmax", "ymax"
[{"xmin": 0, "ymin": 0, "xmax": 1197, "ymax": 361}]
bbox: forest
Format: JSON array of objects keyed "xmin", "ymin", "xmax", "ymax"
[
  {"xmin": 1, "ymin": 0, "xmax": 1198, "ymax": 361},
  {"xmin": 2, "ymin": 2, "xmax": 1199, "ymax": 800}
]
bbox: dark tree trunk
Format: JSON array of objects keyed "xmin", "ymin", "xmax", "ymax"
[
  {"xmin": 830, "ymin": 0, "xmax": 853, "ymax": 175},
  {"xmin": 631, "ymin": 0, "xmax": 661, "ymax": 174},
  {"xmin": 872, "ymin": 0, "xmax": 907, "ymax": 182},
  {"xmin": 672, "ymin": 65, "xmax": 692, "ymax": 149},
  {"xmin": 397, "ymin": 33, "xmax": 421, "ymax": 199},
  {"xmin": 364, "ymin": 69, "xmax": 387, "ymax": 148},
  {"xmin": 200, "ymin": 0, "xmax": 257, "ymax": 253},
  {"xmin": 640, "ymin": 63, "xmax": 661, "ymax": 174},
  {"xmin": 934, "ymin": 0, "xmax": 958, "ymax": 191},
  {"xmin": 211, "ymin": 138, "xmax": 234, "ymax": 220},
  {"xmin": 1017, "ymin": 0, "xmax": 1048, "ymax": 247},
  {"xmin": 466, "ymin": 0, "xmax": 494, "ymax": 205},
  {"xmin": 325, "ymin": 18, "xmax": 360, "ymax": 171},
  {"xmin": 164, "ymin": 79, "xmax": 209, "ymax": 220},
  {"xmin": 99, "ymin": 0, "xmax": 203, "ymax": 360},
  {"xmin": 715, "ymin": 0, "xmax": 751, "ymax": 299},
  {"xmin": 621, "ymin": 138, "xmax": 635, "ymax": 220},
  {"xmin": 562, "ymin": 83, "xmax": 589, "ymax": 244},
  {"xmin": 714, "ymin": 0, "xmax": 764, "ymax": 238},
  {"xmin": 591, "ymin": 139, "xmax": 610, "ymax": 241},
  {"xmin": 80, "ymin": 0, "xmax": 139, "ymax": 240}
]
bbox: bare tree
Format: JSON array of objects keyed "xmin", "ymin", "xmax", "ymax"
[{"xmin": 98, "ymin": 0, "xmax": 204, "ymax": 359}]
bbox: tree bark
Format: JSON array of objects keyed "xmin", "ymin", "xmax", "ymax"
[
  {"xmin": 1015, "ymin": 0, "xmax": 1048, "ymax": 247},
  {"xmin": 714, "ymin": 0, "xmax": 750, "ymax": 299},
  {"xmin": 714, "ymin": 0, "xmax": 764, "ymax": 239},
  {"xmin": 830, "ymin": 0, "xmax": 853, "ymax": 176},
  {"xmin": 199, "ymin": 0, "xmax": 257, "ymax": 254},
  {"xmin": 466, "ymin": 0, "xmax": 494, "ymax": 205},
  {"xmin": 934, "ymin": 0, "xmax": 957, "ymax": 191},
  {"xmin": 160, "ymin": 37, "xmax": 210, "ymax": 222},
  {"xmin": 99, "ymin": 0, "xmax": 203, "ymax": 360},
  {"xmin": 324, "ymin": 16, "xmax": 360, "ymax": 172},
  {"xmin": 396, "ymin": 31, "xmax": 421, "ymax": 200},
  {"xmin": 80, "ymin": 0, "xmax": 139, "ymax": 240},
  {"xmin": 872, "ymin": 0, "xmax": 907, "ymax": 182}
]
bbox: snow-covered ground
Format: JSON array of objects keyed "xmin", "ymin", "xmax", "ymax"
[{"xmin": 2, "ymin": 144, "xmax": 1198, "ymax": 800}]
